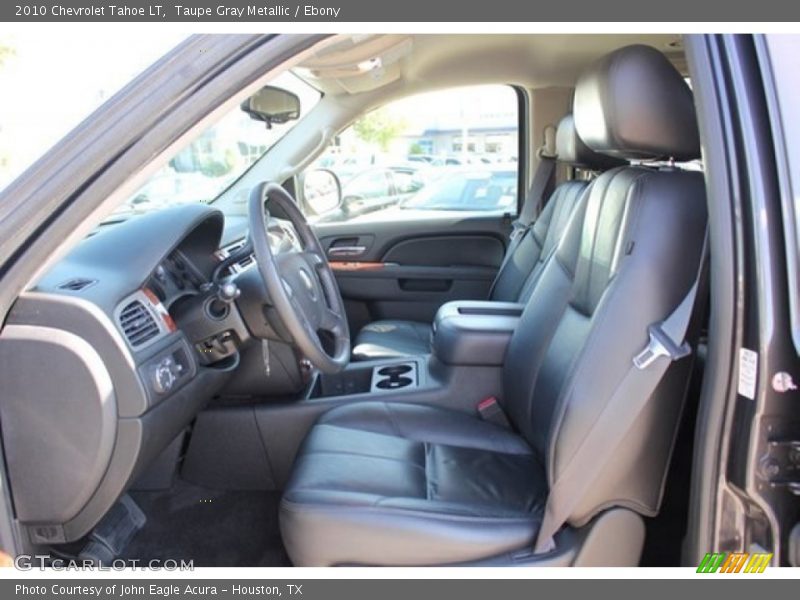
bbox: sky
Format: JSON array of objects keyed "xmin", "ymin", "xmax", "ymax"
[{"xmin": 0, "ymin": 31, "xmax": 187, "ymax": 191}]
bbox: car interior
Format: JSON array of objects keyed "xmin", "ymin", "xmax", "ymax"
[{"xmin": 0, "ymin": 34, "xmax": 713, "ymax": 567}]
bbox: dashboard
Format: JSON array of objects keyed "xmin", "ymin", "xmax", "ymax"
[
  {"xmin": 0, "ymin": 204, "xmax": 284, "ymax": 545},
  {"xmin": 151, "ymin": 249, "xmax": 206, "ymax": 307}
]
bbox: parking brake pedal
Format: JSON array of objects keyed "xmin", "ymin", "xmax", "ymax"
[{"xmin": 78, "ymin": 495, "xmax": 146, "ymax": 565}]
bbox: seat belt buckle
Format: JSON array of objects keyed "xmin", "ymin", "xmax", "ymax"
[
  {"xmin": 477, "ymin": 396, "xmax": 512, "ymax": 428},
  {"xmin": 633, "ymin": 323, "xmax": 692, "ymax": 370}
]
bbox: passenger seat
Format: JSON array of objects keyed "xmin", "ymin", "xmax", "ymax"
[{"xmin": 352, "ymin": 114, "xmax": 626, "ymax": 361}]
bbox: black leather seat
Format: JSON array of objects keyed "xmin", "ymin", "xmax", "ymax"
[
  {"xmin": 280, "ymin": 45, "xmax": 707, "ymax": 566},
  {"xmin": 352, "ymin": 114, "xmax": 624, "ymax": 361},
  {"xmin": 281, "ymin": 402, "xmax": 548, "ymax": 566}
]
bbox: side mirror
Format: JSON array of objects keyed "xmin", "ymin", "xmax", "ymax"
[
  {"xmin": 241, "ymin": 86, "xmax": 301, "ymax": 127},
  {"xmin": 302, "ymin": 169, "xmax": 342, "ymax": 216}
]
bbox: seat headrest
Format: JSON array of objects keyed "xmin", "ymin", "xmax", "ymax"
[
  {"xmin": 555, "ymin": 114, "xmax": 627, "ymax": 170},
  {"xmin": 574, "ymin": 44, "xmax": 700, "ymax": 161}
]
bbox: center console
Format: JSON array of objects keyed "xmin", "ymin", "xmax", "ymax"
[
  {"xmin": 306, "ymin": 300, "xmax": 523, "ymax": 401},
  {"xmin": 432, "ymin": 300, "xmax": 524, "ymax": 366},
  {"xmin": 308, "ymin": 359, "xmax": 421, "ymax": 398}
]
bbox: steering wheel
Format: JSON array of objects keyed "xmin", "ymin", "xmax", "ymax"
[{"xmin": 248, "ymin": 181, "xmax": 350, "ymax": 374}]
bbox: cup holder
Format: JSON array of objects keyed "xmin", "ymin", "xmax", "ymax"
[
  {"xmin": 372, "ymin": 362, "xmax": 417, "ymax": 392},
  {"xmin": 377, "ymin": 365, "xmax": 413, "ymax": 377},
  {"xmin": 376, "ymin": 376, "xmax": 413, "ymax": 390}
]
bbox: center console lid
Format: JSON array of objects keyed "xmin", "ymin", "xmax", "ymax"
[{"xmin": 432, "ymin": 301, "xmax": 524, "ymax": 366}]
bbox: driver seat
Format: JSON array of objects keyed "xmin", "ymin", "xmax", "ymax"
[{"xmin": 279, "ymin": 45, "xmax": 707, "ymax": 566}]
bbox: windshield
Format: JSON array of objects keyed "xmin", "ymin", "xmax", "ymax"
[{"xmin": 104, "ymin": 71, "xmax": 320, "ymax": 225}]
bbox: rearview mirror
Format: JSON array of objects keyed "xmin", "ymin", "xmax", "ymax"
[
  {"xmin": 302, "ymin": 169, "xmax": 341, "ymax": 216},
  {"xmin": 241, "ymin": 86, "xmax": 300, "ymax": 127}
]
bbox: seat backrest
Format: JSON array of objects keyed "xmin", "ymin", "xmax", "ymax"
[
  {"xmin": 502, "ymin": 45, "xmax": 707, "ymax": 527},
  {"xmin": 490, "ymin": 114, "xmax": 625, "ymax": 303}
]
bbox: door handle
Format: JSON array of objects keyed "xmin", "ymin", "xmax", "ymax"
[{"xmin": 328, "ymin": 246, "xmax": 366, "ymax": 258}]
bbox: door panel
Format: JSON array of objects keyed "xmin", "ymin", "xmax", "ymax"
[
  {"xmin": 382, "ymin": 235, "xmax": 503, "ymax": 267},
  {"xmin": 301, "ymin": 84, "xmax": 523, "ymax": 337},
  {"xmin": 315, "ymin": 215, "xmax": 510, "ymax": 333}
]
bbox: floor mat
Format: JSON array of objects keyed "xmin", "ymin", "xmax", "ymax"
[{"xmin": 125, "ymin": 481, "xmax": 290, "ymax": 567}]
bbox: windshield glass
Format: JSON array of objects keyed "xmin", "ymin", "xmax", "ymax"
[{"xmin": 104, "ymin": 71, "xmax": 320, "ymax": 225}]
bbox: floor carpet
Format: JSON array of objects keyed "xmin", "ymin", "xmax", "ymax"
[{"xmin": 125, "ymin": 481, "xmax": 290, "ymax": 567}]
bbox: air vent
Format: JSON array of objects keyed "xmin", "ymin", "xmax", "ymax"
[
  {"xmin": 58, "ymin": 277, "xmax": 97, "ymax": 291},
  {"xmin": 118, "ymin": 300, "xmax": 160, "ymax": 347}
]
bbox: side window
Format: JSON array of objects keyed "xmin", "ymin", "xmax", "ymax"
[
  {"xmin": 302, "ymin": 85, "xmax": 519, "ymax": 223},
  {"xmin": 342, "ymin": 170, "xmax": 391, "ymax": 200}
]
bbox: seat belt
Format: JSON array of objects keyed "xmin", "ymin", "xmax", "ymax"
[
  {"xmin": 511, "ymin": 125, "xmax": 558, "ymax": 243},
  {"xmin": 487, "ymin": 126, "xmax": 557, "ymax": 299},
  {"xmin": 534, "ymin": 230, "xmax": 709, "ymax": 554}
]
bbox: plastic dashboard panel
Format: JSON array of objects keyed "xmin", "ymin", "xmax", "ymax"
[{"xmin": 0, "ymin": 205, "xmax": 236, "ymax": 543}]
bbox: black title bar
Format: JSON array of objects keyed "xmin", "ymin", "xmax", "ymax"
[{"xmin": 3, "ymin": 0, "xmax": 800, "ymax": 22}]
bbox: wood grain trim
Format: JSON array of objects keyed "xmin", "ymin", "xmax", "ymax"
[{"xmin": 329, "ymin": 261, "xmax": 385, "ymax": 272}]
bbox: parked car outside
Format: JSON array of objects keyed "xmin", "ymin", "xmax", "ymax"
[
  {"xmin": 312, "ymin": 164, "xmax": 428, "ymax": 222},
  {"xmin": 400, "ymin": 166, "xmax": 517, "ymax": 212}
]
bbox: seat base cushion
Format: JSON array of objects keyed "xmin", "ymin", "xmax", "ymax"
[
  {"xmin": 351, "ymin": 320, "xmax": 432, "ymax": 361},
  {"xmin": 280, "ymin": 401, "xmax": 546, "ymax": 566}
]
